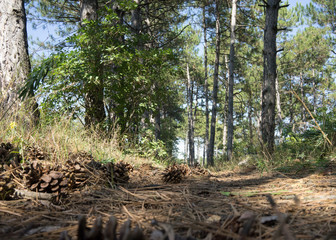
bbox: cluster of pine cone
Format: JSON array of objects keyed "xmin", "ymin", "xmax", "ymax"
[
  {"xmin": 0, "ymin": 164, "xmax": 15, "ymax": 200},
  {"xmin": 162, "ymin": 163, "xmax": 209, "ymax": 184},
  {"xmin": 0, "ymin": 142, "xmax": 20, "ymax": 199},
  {"xmin": 105, "ymin": 161, "xmax": 134, "ymax": 183},
  {"xmin": 162, "ymin": 163, "xmax": 191, "ymax": 183},
  {"xmin": 0, "ymin": 143, "xmax": 134, "ymax": 200}
]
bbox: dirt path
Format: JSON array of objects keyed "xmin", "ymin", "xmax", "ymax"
[{"xmin": 0, "ymin": 165, "xmax": 335, "ymax": 239}]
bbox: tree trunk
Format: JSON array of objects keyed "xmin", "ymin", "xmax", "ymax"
[
  {"xmin": 299, "ymin": 71, "xmax": 305, "ymax": 122},
  {"xmin": 261, "ymin": 0, "xmax": 281, "ymax": 155},
  {"xmin": 186, "ymin": 63, "xmax": 195, "ymax": 165},
  {"xmin": 131, "ymin": 0, "xmax": 142, "ymax": 35},
  {"xmin": 197, "ymin": 137, "xmax": 200, "ymax": 164},
  {"xmin": 80, "ymin": 0, "xmax": 106, "ymax": 128},
  {"xmin": 312, "ymin": 69, "xmax": 316, "ymax": 115},
  {"xmin": 257, "ymin": 86, "xmax": 263, "ymax": 139},
  {"xmin": 207, "ymin": 0, "xmax": 221, "ymax": 166},
  {"xmin": 0, "ymin": 0, "xmax": 39, "ymax": 124},
  {"xmin": 154, "ymin": 111, "xmax": 161, "ymax": 140},
  {"xmin": 289, "ymin": 78, "xmax": 294, "ymax": 124},
  {"xmin": 222, "ymin": 55, "xmax": 229, "ymax": 155},
  {"xmin": 184, "ymin": 124, "xmax": 189, "ymax": 163},
  {"xmin": 226, "ymin": 0, "xmax": 237, "ymax": 161},
  {"xmin": 275, "ymin": 76, "xmax": 283, "ymax": 142},
  {"xmin": 248, "ymin": 90, "xmax": 254, "ymax": 153},
  {"xmin": 203, "ymin": 4, "xmax": 209, "ymax": 166},
  {"xmin": 80, "ymin": 0, "xmax": 97, "ymax": 22}
]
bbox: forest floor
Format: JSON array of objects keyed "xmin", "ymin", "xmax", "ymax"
[{"xmin": 1, "ymin": 160, "xmax": 336, "ymax": 239}]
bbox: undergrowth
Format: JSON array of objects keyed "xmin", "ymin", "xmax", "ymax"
[
  {"xmin": 0, "ymin": 109, "xmax": 123, "ymax": 165},
  {"xmin": 0, "ymin": 106, "xmax": 169, "ymax": 169},
  {"xmin": 1, "ymin": 105, "xmax": 334, "ymax": 173}
]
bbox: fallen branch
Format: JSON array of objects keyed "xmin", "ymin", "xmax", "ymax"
[
  {"xmin": 14, "ymin": 188, "xmax": 56, "ymax": 201},
  {"xmin": 291, "ymin": 90, "xmax": 333, "ymax": 147}
]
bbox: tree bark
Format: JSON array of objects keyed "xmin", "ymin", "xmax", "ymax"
[
  {"xmin": 80, "ymin": 0, "xmax": 97, "ymax": 22},
  {"xmin": 0, "ymin": 0, "xmax": 39, "ymax": 124},
  {"xmin": 300, "ymin": 71, "xmax": 305, "ymax": 122},
  {"xmin": 131, "ymin": 0, "xmax": 142, "ymax": 35},
  {"xmin": 222, "ymin": 55, "xmax": 229, "ymax": 155},
  {"xmin": 248, "ymin": 89, "xmax": 254, "ymax": 153},
  {"xmin": 289, "ymin": 78, "xmax": 294, "ymax": 125},
  {"xmin": 275, "ymin": 76, "xmax": 283, "ymax": 142},
  {"xmin": 312, "ymin": 69, "xmax": 316, "ymax": 115},
  {"xmin": 186, "ymin": 63, "xmax": 195, "ymax": 165},
  {"xmin": 202, "ymin": 3, "xmax": 209, "ymax": 166},
  {"xmin": 184, "ymin": 129, "xmax": 189, "ymax": 163},
  {"xmin": 80, "ymin": 0, "xmax": 106, "ymax": 128},
  {"xmin": 261, "ymin": 0, "xmax": 281, "ymax": 155},
  {"xmin": 207, "ymin": 0, "xmax": 221, "ymax": 166},
  {"xmin": 154, "ymin": 111, "xmax": 161, "ymax": 140},
  {"xmin": 226, "ymin": 0, "xmax": 237, "ymax": 161}
]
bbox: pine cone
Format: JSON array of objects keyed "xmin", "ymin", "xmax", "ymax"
[
  {"xmin": 19, "ymin": 160, "xmax": 44, "ymax": 187},
  {"xmin": 65, "ymin": 156, "xmax": 92, "ymax": 188},
  {"xmin": 105, "ymin": 161, "xmax": 133, "ymax": 183},
  {"xmin": 162, "ymin": 163, "xmax": 190, "ymax": 183},
  {"xmin": 0, "ymin": 164, "xmax": 15, "ymax": 200},
  {"xmin": 190, "ymin": 164, "xmax": 209, "ymax": 176},
  {"xmin": 24, "ymin": 146, "xmax": 46, "ymax": 161},
  {"xmin": 15, "ymin": 161, "xmax": 71, "ymax": 195}
]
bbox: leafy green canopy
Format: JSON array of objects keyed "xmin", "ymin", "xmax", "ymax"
[{"xmin": 21, "ymin": 6, "xmax": 181, "ymax": 150}]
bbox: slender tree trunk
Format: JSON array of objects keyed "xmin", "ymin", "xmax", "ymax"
[
  {"xmin": 312, "ymin": 69, "xmax": 316, "ymax": 115},
  {"xmin": 222, "ymin": 55, "xmax": 229, "ymax": 154},
  {"xmin": 197, "ymin": 137, "xmax": 200, "ymax": 164},
  {"xmin": 184, "ymin": 129, "xmax": 189, "ymax": 163},
  {"xmin": 321, "ymin": 72, "xmax": 325, "ymax": 107},
  {"xmin": 0, "ymin": 0, "xmax": 39, "ymax": 124},
  {"xmin": 289, "ymin": 78, "xmax": 294, "ymax": 124},
  {"xmin": 261, "ymin": 0, "xmax": 281, "ymax": 155},
  {"xmin": 226, "ymin": 0, "xmax": 237, "ymax": 161},
  {"xmin": 207, "ymin": 0, "xmax": 221, "ymax": 166},
  {"xmin": 186, "ymin": 63, "xmax": 195, "ymax": 165},
  {"xmin": 248, "ymin": 90, "xmax": 254, "ymax": 153},
  {"xmin": 154, "ymin": 111, "xmax": 161, "ymax": 140},
  {"xmin": 257, "ymin": 86, "xmax": 263, "ymax": 138},
  {"xmin": 299, "ymin": 71, "xmax": 305, "ymax": 122},
  {"xmin": 203, "ymin": 4, "xmax": 209, "ymax": 166},
  {"xmin": 81, "ymin": 0, "xmax": 106, "ymax": 128},
  {"xmin": 275, "ymin": 76, "xmax": 283, "ymax": 142},
  {"xmin": 193, "ymin": 84, "xmax": 199, "ymax": 162},
  {"xmin": 223, "ymin": 115, "xmax": 227, "ymax": 155}
]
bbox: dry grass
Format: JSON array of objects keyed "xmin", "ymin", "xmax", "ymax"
[{"xmin": 0, "ymin": 107, "xmax": 122, "ymax": 165}]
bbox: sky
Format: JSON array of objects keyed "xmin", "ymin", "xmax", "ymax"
[
  {"xmin": 27, "ymin": 0, "xmax": 312, "ymax": 57},
  {"xmin": 288, "ymin": 0, "xmax": 310, "ymax": 7}
]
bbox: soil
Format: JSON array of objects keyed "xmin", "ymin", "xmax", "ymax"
[{"xmin": 0, "ymin": 162, "xmax": 336, "ymax": 239}]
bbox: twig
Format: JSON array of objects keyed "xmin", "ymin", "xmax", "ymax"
[
  {"xmin": 291, "ymin": 90, "xmax": 333, "ymax": 146},
  {"xmin": 14, "ymin": 188, "xmax": 56, "ymax": 201}
]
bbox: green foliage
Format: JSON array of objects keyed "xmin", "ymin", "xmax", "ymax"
[
  {"xmin": 135, "ymin": 130, "xmax": 168, "ymax": 161},
  {"xmin": 22, "ymin": 3, "xmax": 183, "ymax": 158},
  {"xmin": 22, "ymin": 0, "xmax": 336, "ymax": 170},
  {"xmin": 280, "ymin": 107, "xmax": 336, "ymax": 161}
]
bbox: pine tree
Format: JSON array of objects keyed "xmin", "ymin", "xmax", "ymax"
[
  {"xmin": 0, "ymin": 0, "xmax": 39, "ymax": 124},
  {"xmin": 261, "ymin": 0, "xmax": 281, "ymax": 155}
]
